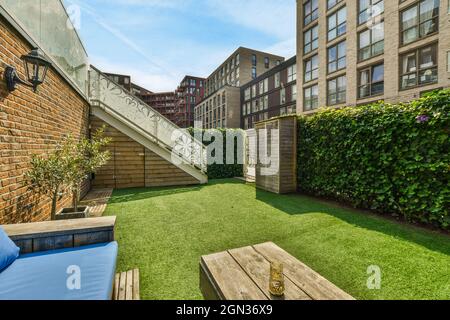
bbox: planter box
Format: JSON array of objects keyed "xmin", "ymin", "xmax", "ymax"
[{"xmin": 56, "ymin": 206, "xmax": 90, "ymax": 220}]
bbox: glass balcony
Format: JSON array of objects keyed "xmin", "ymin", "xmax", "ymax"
[{"xmin": 1, "ymin": 0, "xmax": 89, "ymax": 94}]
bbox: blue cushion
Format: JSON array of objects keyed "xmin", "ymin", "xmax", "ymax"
[
  {"xmin": 0, "ymin": 226, "xmax": 20, "ymax": 273},
  {"xmin": 0, "ymin": 242, "xmax": 118, "ymax": 300}
]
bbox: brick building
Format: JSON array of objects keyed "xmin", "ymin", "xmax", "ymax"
[
  {"xmin": 296, "ymin": 0, "xmax": 450, "ymax": 114},
  {"xmin": 195, "ymin": 47, "xmax": 285, "ymax": 128},
  {"xmin": 176, "ymin": 76, "xmax": 205, "ymax": 128},
  {"xmin": 138, "ymin": 91, "xmax": 179, "ymax": 124},
  {"xmin": 241, "ymin": 56, "xmax": 297, "ymax": 129}
]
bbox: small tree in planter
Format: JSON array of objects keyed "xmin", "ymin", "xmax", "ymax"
[
  {"xmin": 62, "ymin": 128, "xmax": 111, "ymax": 218},
  {"xmin": 25, "ymin": 142, "xmax": 71, "ymax": 220}
]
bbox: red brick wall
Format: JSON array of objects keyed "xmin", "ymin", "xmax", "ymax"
[{"xmin": 0, "ymin": 16, "xmax": 90, "ymax": 224}]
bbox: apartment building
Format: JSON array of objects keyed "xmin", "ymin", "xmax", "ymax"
[
  {"xmin": 176, "ymin": 76, "xmax": 206, "ymax": 127},
  {"xmin": 205, "ymin": 47, "xmax": 285, "ymax": 96},
  {"xmin": 296, "ymin": 0, "xmax": 450, "ymax": 114},
  {"xmin": 105, "ymin": 72, "xmax": 132, "ymax": 92},
  {"xmin": 139, "ymin": 91, "xmax": 179, "ymax": 124},
  {"xmin": 241, "ymin": 56, "xmax": 297, "ymax": 129},
  {"xmin": 131, "ymin": 82, "xmax": 153, "ymax": 96},
  {"xmin": 195, "ymin": 47, "xmax": 285, "ymax": 128},
  {"xmin": 194, "ymin": 86, "xmax": 241, "ymax": 129}
]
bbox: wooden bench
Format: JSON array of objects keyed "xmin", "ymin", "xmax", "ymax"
[
  {"xmin": 113, "ymin": 269, "xmax": 140, "ymax": 300},
  {"xmin": 200, "ymin": 242, "xmax": 355, "ymax": 300}
]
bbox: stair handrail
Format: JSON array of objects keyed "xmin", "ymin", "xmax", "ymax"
[{"xmin": 88, "ymin": 66, "xmax": 207, "ymax": 173}]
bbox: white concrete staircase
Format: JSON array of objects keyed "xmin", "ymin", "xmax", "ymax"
[{"xmin": 88, "ymin": 66, "xmax": 208, "ymax": 184}]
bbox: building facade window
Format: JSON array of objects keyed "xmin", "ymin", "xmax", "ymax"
[
  {"xmin": 244, "ymin": 88, "xmax": 251, "ymax": 101},
  {"xmin": 280, "ymin": 88, "xmax": 286, "ymax": 104},
  {"xmin": 401, "ymin": 0, "xmax": 439, "ymax": 45},
  {"xmin": 275, "ymin": 72, "xmax": 281, "ymax": 88},
  {"xmin": 252, "ymin": 54, "xmax": 257, "ymax": 66},
  {"xmin": 358, "ymin": 63, "xmax": 384, "ymax": 98},
  {"xmin": 292, "ymin": 84, "xmax": 297, "ymax": 101},
  {"xmin": 358, "ymin": 21, "xmax": 384, "ymax": 61},
  {"xmin": 327, "ymin": 0, "xmax": 343, "ymax": 10},
  {"xmin": 327, "ymin": 75, "xmax": 346, "ymax": 105},
  {"xmin": 304, "ymin": 55, "xmax": 319, "ymax": 82},
  {"xmin": 304, "ymin": 0, "xmax": 319, "ymax": 26},
  {"xmin": 328, "ymin": 6, "xmax": 347, "ymax": 41},
  {"xmin": 288, "ymin": 64, "xmax": 297, "ymax": 82},
  {"xmin": 447, "ymin": 51, "xmax": 450, "ymax": 73},
  {"xmin": 264, "ymin": 57, "xmax": 270, "ymax": 68},
  {"xmin": 252, "ymin": 84, "xmax": 257, "ymax": 98},
  {"xmin": 252, "ymin": 67, "xmax": 257, "ymax": 79},
  {"xmin": 236, "ymin": 54, "xmax": 240, "ymax": 66},
  {"xmin": 359, "ymin": 0, "xmax": 384, "ymax": 25},
  {"xmin": 304, "ymin": 85, "xmax": 319, "ymax": 111},
  {"xmin": 328, "ymin": 40, "xmax": 346, "ymax": 73},
  {"xmin": 304, "ymin": 25, "xmax": 319, "ymax": 54},
  {"xmin": 400, "ymin": 44, "xmax": 438, "ymax": 89}
]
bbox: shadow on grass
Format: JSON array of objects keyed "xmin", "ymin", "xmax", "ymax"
[
  {"xmin": 255, "ymin": 187, "xmax": 450, "ymax": 256},
  {"xmin": 108, "ymin": 184, "xmax": 206, "ymax": 204}
]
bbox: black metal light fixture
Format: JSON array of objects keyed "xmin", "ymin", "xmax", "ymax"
[{"xmin": 4, "ymin": 48, "xmax": 52, "ymax": 93}]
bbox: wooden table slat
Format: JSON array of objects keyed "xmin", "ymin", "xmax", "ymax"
[
  {"xmin": 228, "ymin": 246, "xmax": 312, "ymax": 300},
  {"xmin": 253, "ymin": 242, "xmax": 355, "ymax": 300},
  {"xmin": 201, "ymin": 251, "xmax": 268, "ymax": 300}
]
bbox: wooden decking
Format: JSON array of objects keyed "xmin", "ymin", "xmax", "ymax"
[
  {"xmin": 113, "ymin": 269, "xmax": 140, "ymax": 300},
  {"xmin": 81, "ymin": 188, "xmax": 113, "ymax": 217}
]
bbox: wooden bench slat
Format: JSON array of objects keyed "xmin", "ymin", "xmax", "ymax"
[
  {"xmin": 253, "ymin": 242, "xmax": 355, "ymax": 300},
  {"xmin": 125, "ymin": 270, "xmax": 133, "ymax": 300},
  {"xmin": 132, "ymin": 269, "xmax": 140, "ymax": 300},
  {"xmin": 113, "ymin": 269, "xmax": 140, "ymax": 300},
  {"xmin": 113, "ymin": 273, "xmax": 120, "ymax": 300},
  {"xmin": 228, "ymin": 246, "xmax": 312, "ymax": 300},
  {"xmin": 118, "ymin": 272, "xmax": 127, "ymax": 300}
]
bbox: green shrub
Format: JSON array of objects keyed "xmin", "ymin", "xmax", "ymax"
[
  {"xmin": 297, "ymin": 89, "xmax": 450, "ymax": 229},
  {"xmin": 188, "ymin": 128, "xmax": 244, "ymax": 179}
]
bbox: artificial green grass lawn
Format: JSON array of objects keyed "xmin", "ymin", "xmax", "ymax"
[{"xmin": 104, "ymin": 179, "xmax": 450, "ymax": 300}]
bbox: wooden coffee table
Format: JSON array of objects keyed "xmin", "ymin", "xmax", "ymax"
[{"xmin": 200, "ymin": 242, "xmax": 355, "ymax": 300}]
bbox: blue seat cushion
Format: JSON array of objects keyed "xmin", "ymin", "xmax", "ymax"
[
  {"xmin": 0, "ymin": 242, "xmax": 118, "ymax": 300},
  {"xmin": 0, "ymin": 226, "xmax": 20, "ymax": 272}
]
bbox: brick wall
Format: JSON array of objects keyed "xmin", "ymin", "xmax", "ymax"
[
  {"xmin": 0, "ymin": 16, "xmax": 90, "ymax": 224},
  {"xmin": 91, "ymin": 116, "xmax": 200, "ymax": 189}
]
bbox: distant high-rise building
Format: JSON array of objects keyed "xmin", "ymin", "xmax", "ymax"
[
  {"xmin": 138, "ymin": 91, "xmax": 179, "ymax": 125},
  {"xmin": 195, "ymin": 47, "xmax": 285, "ymax": 129},
  {"xmin": 176, "ymin": 76, "xmax": 206, "ymax": 128},
  {"xmin": 104, "ymin": 72, "xmax": 132, "ymax": 92}
]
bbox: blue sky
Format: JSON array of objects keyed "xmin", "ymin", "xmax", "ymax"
[{"xmin": 63, "ymin": 0, "xmax": 296, "ymax": 91}]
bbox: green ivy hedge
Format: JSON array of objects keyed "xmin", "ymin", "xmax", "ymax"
[
  {"xmin": 297, "ymin": 89, "xmax": 450, "ymax": 229},
  {"xmin": 188, "ymin": 128, "xmax": 244, "ymax": 179}
]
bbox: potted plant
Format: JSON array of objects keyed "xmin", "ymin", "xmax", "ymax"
[
  {"xmin": 57, "ymin": 128, "xmax": 111, "ymax": 220},
  {"xmin": 25, "ymin": 142, "xmax": 70, "ymax": 220}
]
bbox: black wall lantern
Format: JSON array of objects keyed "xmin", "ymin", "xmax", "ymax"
[{"xmin": 4, "ymin": 48, "xmax": 52, "ymax": 93}]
